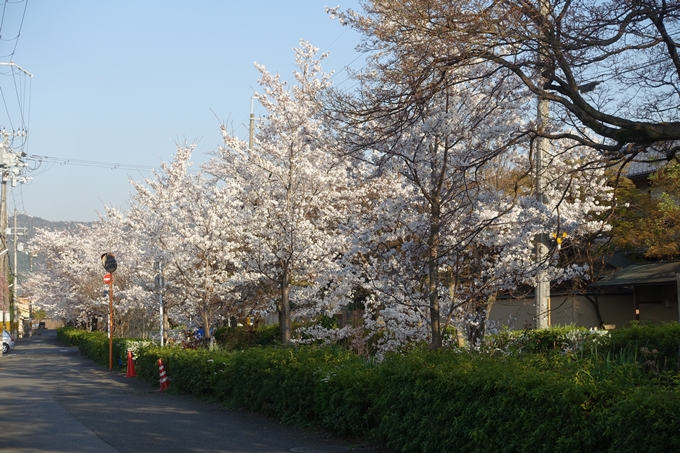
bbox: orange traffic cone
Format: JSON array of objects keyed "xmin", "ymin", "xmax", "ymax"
[
  {"xmin": 157, "ymin": 359, "xmax": 170, "ymax": 391},
  {"xmin": 125, "ymin": 350, "xmax": 137, "ymax": 378}
]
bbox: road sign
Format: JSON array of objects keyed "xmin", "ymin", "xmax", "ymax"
[
  {"xmin": 154, "ymin": 274, "xmax": 165, "ymax": 290},
  {"xmin": 103, "ymin": 273, "xmax": 112, "ymax": 284},
  {"xmin": 101, "ymin": 253, "xmax": 117, "ymax": 273}
]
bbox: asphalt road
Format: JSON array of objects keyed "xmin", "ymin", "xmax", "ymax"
[{"xmin": 0, "ymin": 330, "xmax": 388, "ymax": 453}]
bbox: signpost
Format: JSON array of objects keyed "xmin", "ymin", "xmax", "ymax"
[
  {"xmin": 101, "ymin": 253, "xmax": 117, "ymax": 369},
  {"xmin": 154, "ymin": 261, "xmax": 165, "ymax": 346}
]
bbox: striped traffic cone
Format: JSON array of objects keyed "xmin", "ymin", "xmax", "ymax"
[
  {"xmin": 157, "ymin": 359, "xmax": 170, "ymax": 391},
  {"xmin": 125, "ymin": 350, "xmax": 137, "ymax": 378}
]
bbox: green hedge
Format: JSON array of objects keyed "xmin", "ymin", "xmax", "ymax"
[
  {"xmin": 608, "ymin": 322, "xmax": 680, "ymax": 371},
  {"xmin": 131, "ymin": 346, "xmax": 680, "ymax": 453},
  {"xmin": 213, "ymin": 324, "xmax": 281, "ymax": 351},
  {"xmin": 58, "ymin": 325, "xmax": 680, "ymax": 453},
  {"xmin": 57, "ymin": 326, "xmax": 152, "ymax": 368}
]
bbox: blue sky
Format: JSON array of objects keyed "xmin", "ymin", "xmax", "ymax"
[{"xmin": 1, "ymin": 1, "xmax": 363, "ymax": 222}]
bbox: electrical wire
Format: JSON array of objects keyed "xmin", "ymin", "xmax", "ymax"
[
  {"xmin": 0, "ymin": 86, "xmax": 14, "ymax": 131},
  {"xmin": 23, "ymin": 66, "xmax": 29, "ymax": 151},
  {"xmin": 16, "ymin": 181, "xmax": 25, "ymax": 213},
  {"xmin": 0, "ymin": 1, "xmax": 8, "ymax": 44},
  {"xmin": 0, "ymin": 0, "xmax": 28, "ymax": 59},
  {"xmin": 12, "ymin": 67, "xmax": 27, "ymax": 133},
  {"xmin": 24, "ymin": 154, "xmax": 157, "ymax": 172},
  {"xmin": 10, "ymin": 0, "xmax": 27, "ymax": 58}
]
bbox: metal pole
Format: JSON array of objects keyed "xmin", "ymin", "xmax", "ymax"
[
  {"xmin": 159, "ymin": 291, "xmax": 164, "ymax": 347},
  {"xmin": 108, "ymin": 278, "xmax": 113, "ymax": 369},
  {"xmin": 155, "ymin": 260, "xmax": 165, "ymax": 346},
  {"xmin": 249, "ymin": 96, "xmax": 255, "ymax": 151},
  {"xmin": 12, "ymin": 209, "xmax": 17, "ymax": 338},
  {"xmin": 0, "ymin": 171, "xmax": 7, "ymax": 342}
]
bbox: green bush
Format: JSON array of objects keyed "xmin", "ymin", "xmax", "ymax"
[
  {"xmin": 213, "ymin": 324, "xmax": 281, "ymax": 350},
  {"xmin": 60, "ymin": 325, "xmax": 680, "ymax": 452},
  {"xmin": 223, "ymin": 346, "xmax": 356, "ymax": 425},
  {"xmin": 608, "ymin": 322, "xmax": 680, "ymax": 371},
  {"xmin": 595, "ymin": 386, "xmax": 680, "ymax": 453},
  {"xmin": 57, "ymin": 326, "xmax": 146, "ymax": 368},
  {"xmin": 483, "ymin": 325, "xmax": 610, "ymax": 356}
]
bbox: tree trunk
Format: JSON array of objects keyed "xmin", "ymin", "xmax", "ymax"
[
  {"xmin": 466, "ymin": 294, "xmax": 495, "ymax": 351},
  {"xmin": 467, "ymin": 302, "xmax": 487, "ymax": 352},
  {"xmin": 428, "ymin": 199, "xmax": 441, "ymax": 349},
  {"xmin": 279, "ymin": 265, "xmax": 292, "ymax": 344},
  {"xmin": 585, "ymin": 294, "xmax": 605, "ymax": 328},
  {"xmin": 162, "ymin": 309, "xmax": 169, "ymax": 344},
  {"xmin": 202, "ymin": 312, "xmax": 211, "ymax": 340}
]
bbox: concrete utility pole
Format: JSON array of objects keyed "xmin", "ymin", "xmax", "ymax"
[
  {"xmin": 249, "ymin": 97, "xmax": 255, "ymax": 151},
  {"xmin": 0, "ymin": 170, "xmax": 5, "ymax": 356},
  {"xmin": 0, "ymin": 140, "xmax": 9, "ymax": 337},
  {"xmin": 154, "ymin": 261, "xmax": 165, "ymax": 346},
  {"xmin": 10, "ymin": 209, "xmax": 26, "ymax": 338},
  {"xmin": 12, "ymin": 209, "xmax": 17, "ymax": 338},
  {"xmin": 0, "ymin": 63, "xmax": 32, "ymax": 344},
  {"xmin": 535, "ymin": 0, "xmax": 551, "ymax": 329},
  {"xmin": 248, "ymin": 97, "xmax": 266, "ymax": 152}
]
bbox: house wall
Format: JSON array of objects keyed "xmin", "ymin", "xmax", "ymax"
[{"xmin": 489, "ymin": 284, "xmax": 679, "ymax": 330}]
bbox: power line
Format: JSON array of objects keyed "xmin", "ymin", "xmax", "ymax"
[
  {"xmin": 24, "ymin": 155, "xmax": 157, "ymax": 172},
  {"xmin": 0, "ymin": 86, "xmax": 13, "ymax": 130},
  {"xmin": 12, "ymin": 66, "xmax": 29, "ymax": 132},
  {"xmin": 0, "ymin": 0, "xmax": 28, "ymax": 59},
  {"xmin": 0, "ymin": 2, "xmax": 7, "ymax": 43},
  {"xmin": 10, "ymin": 0, "xmax": 27, "ymax": 58}
]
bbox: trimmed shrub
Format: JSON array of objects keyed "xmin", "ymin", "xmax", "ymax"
[
  {"xmin": 608, "ymin": 322, "xmax": 680, "ymax": 371},
  {"xmin": 483, "ymin": 325, "xmax": 610, "ymax": 356},
  {"xmin": 595, "ymin": 386, "xmax": 680, "ymax": 453},
  {"xmin": 57, "ymin": 326, "xmax": 146, "ymax": 368},
  {"xmin": 213, "ymin": 325, "xmax": 281, "ymax": 351},
  {"xmin": 60, "ymin": 325, "xmax": 680, "ymax": 452}
]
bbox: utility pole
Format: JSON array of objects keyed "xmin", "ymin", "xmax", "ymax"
[
  {"xmin": 248, "ymin": 97, "xmax": 265, "ymax": 152},
  {"xmin": 0, "ymin": 140, "xmax": 9, "ymax": 337},
  {"xmin": 12, "ymin": 209, "xmax": 17, "ymax": 338},
  {"xmin": 249, "ymin": 97, "xmax": 255, "ymax": 151},
  {"xmin": 154, "ymin": 261, "xmax": 165, "ymax": 346},
  {"xmin": 535, "ymin": 0, "xmax": 551, "ymax": 329},
  {"xmin": 10, "ymin": 209, "xmax": 26, "ymax": 338},
  {"xmin": 0, "ymin": 62, "xmax": 32, "ymax": 345},
  {"xmin": 0, "ymin": 133, "xmax": 30, "ymax": 340},
  {"xmin": 0, "ymin": 169, "xmax": 6, "ymax": 356}
]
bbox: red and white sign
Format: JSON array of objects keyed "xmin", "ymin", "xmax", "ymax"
[{"xmin": 103, "ymin": 273, "xmax": 112, "ymax": 284}]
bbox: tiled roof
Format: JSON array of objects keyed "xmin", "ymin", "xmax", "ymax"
[
  {"xmin": 625, "ymin": 151, "xmax": 666, "ymax": 177},
  {"xmin": 590, "ymin": 261, "xmax": 680, "ymax": 287}
]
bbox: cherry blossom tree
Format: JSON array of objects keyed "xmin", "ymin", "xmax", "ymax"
[
  {"xmin": 331, "ymin": 87, "xmax": 612, "ymax": 353},
  {"xmin": 318, "ymin": 8, "xmax": 615, "ymax": 351},
  {"xmin": 25, "ymin": 220, "xmax": 141, "ymax": 331},
  {"xmin": 119, "ymin": 147, "xmax": 196, "ymax": 340},
  {"xmin": 122, "ymin": 145, "xmax": 246, "ymax": 342},
  {"xmin": 206, "ymin": 41, "xmax": 357, "ymax": 344}
]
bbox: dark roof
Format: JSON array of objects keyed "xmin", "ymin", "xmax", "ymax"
[
  {"xmin": 590, "ymin": 261, "xmax": 680, "ymax": 287},
  {"xmin": 605, "ymin": 253, "xmax": 633, "ymax": 270},
  {"xmin": 625, "ymin": 150, "xmax": 666, "ymax": 178}
]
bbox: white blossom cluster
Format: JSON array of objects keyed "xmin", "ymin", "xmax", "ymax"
[{"xmin": 25, "ymin": 40, "xmax": 614, "ymax": 355}]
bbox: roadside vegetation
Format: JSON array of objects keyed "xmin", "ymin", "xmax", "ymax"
[
  {"xmin": 41, "ymin": 2, "xmax": 680, "ymax": 450},
  {"xmin": 59, "ymin": 322, "xmax": 680, "ymax": 453}
]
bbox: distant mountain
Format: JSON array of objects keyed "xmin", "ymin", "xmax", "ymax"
[
  {"xmin": 17, "ymin": 213, "xmax": 89, "ymax": 237},
  {"xmin": 11, "ymin": 214, "xmax": 91, "ymax": 288}
]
